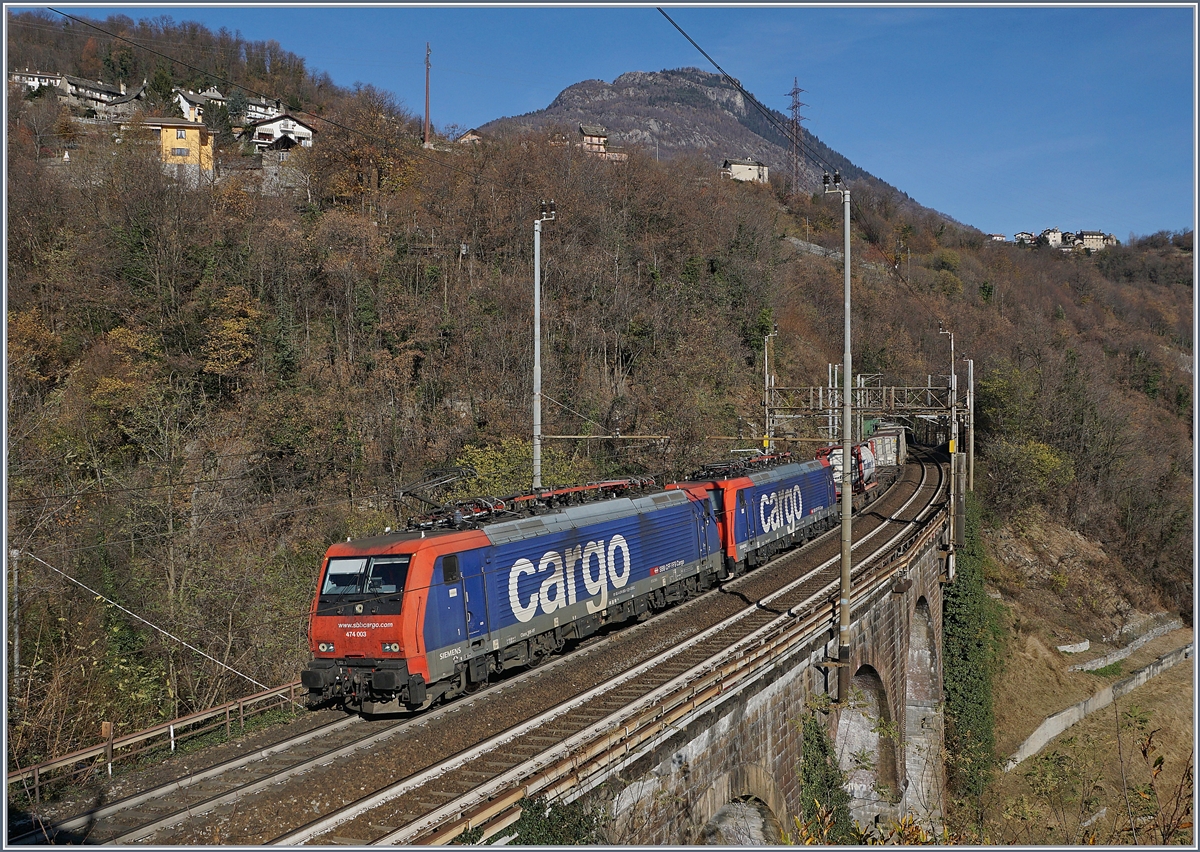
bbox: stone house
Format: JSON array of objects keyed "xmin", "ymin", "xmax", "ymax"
[
  {"xmin": 721, "ymin": 157, "xmax": 769, "ymax": 183},
  {"xmin": 1078, "ymin": 230, "xmax": 1117, "ymax": 251},
  {"xmin": 578, "ymin": 124, "xmax": 627, "ymax": 161},
  {"xmin": 60, "ymin": 75, "xmax": 129, "ymax": 114},
  {"xmin": 100, "ymin": 82, "xmax": 148, "ymax": 120}
]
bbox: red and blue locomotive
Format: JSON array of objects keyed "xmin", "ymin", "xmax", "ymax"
[{"xmin": 301, "ymin": 454, "xmax": 841, "ymax": 714}]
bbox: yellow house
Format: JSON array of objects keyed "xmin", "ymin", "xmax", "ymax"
[{"xmin": 121, "ymin": 116, "xmax": 214, "ymax": 174}]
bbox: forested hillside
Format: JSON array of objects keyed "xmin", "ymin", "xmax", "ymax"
[{"xmin": 5, "ymin": 11, "xmax": 1192, "ymax": 778}]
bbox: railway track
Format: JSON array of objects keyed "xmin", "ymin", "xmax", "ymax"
[
  {"xmin": 276, "ymin": 452, "xmax": 945, "ymax": 846},
  {"xmin": 14, "ymin": 452, "xmax": 944, "ymax": 846}
]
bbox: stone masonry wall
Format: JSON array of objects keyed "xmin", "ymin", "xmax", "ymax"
[{"xmin": 590, "ymin": 526, "xmax": 948, "ymax": 842}]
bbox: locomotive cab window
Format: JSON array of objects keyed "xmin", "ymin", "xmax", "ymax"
[
  {"xmin": 441, "ymin": 554, "xmax": 460, "ymax": 583},
  {"xmin": 367, "ymin": 558, "xmax": 407, "ymax": 594},
  {"xmin": 707, "ymin": 489, "xmax": 724, "ymax": 515},
  {"xmin": 322, "ymin": 557, "xmax": 367, "ymax": 595},
  {"xmin": 320, "ymin": 555, "xmax": 410, "ymax": 598}
]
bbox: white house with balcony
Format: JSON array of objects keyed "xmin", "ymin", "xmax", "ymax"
[{"xmin": 237, "ymin": 113, "xmax": 315, "ymax": 152}]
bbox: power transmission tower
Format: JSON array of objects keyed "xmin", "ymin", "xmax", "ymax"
[{"xmin": 786, "ymin": 78, "xmax": 807, "ymax": 196}]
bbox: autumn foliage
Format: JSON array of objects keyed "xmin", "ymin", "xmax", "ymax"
[{"xmin": 5, "ymin": 12, "xmax": 1192, "ymax": 781}]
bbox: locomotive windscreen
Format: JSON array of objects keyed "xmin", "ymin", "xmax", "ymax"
[{"xmin": 320, "ymin": 555, "xmax": 411, "ymax": 597}]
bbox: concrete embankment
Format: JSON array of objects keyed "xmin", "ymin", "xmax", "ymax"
[
  {"xmin": 1067, "ymin": 616, "xmax": 1184, "ymax": 672},
  {"xmin": 1004, "ymin": 641, "xmax": 1194, "ymax": 771}
]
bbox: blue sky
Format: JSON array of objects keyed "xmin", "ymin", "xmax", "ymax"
[{"xmin": 12, "ymin": 4, "xmax": 1197, "ymax": 240}]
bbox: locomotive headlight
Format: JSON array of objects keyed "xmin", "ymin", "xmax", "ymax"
[
  {"xmin": 382, "ymin": 642, "xmax": 400, "ymax": 653},
  {"xmin": 318, "ymin": 642, "xmax": 335, "ymax": 653}
]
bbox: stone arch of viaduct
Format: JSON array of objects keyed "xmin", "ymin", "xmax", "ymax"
[{"xmin": 594, "ymin": 523, "xmax": 949, "ymax": 844}]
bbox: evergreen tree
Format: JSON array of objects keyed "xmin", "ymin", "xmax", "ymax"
[
  {"xmin": 145, "ymin": 64, "xmax": 182, "ymax": 116},
  {"xmin": 103, "ymin": 44, "xmax": 137, "ymax": 84},
  {"xmin": 227, "ymin": 89, "xmax": 248, "ymax": 123}
]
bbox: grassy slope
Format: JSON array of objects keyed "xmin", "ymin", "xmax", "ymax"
[{"xmin": 980, "ymin": 515, "xmax": 1194, "ymax": 844}]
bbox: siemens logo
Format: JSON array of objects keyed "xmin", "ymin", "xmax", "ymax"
[
  {"xmin": 759, "ymin": 485, "xmax": 805, "ymax": 534},
  {"xmin": 508, "ymin": 534, "xmax": 632, "ymax": 623}
]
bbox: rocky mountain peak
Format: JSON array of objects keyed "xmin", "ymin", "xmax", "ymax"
[{"xmin": 480, "ymin": 67, "xmax": 885, "ymax": 197}]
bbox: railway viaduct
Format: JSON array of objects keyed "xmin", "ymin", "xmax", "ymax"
[
  {"xmin": 7, "ymin": 455, "xmax": 957, "ymax": 846},
  {"xmin": 574, "ymin": 510, "xmax": 951, "ymax": 844}
]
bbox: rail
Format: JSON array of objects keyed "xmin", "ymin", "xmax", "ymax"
[
  {"xmin": 7, "ymin": 681, "xmax": 303, "ymax": 804},
  {"xmin": 393, "ymin": 503, "xmax": 950, "ymax": 844}
]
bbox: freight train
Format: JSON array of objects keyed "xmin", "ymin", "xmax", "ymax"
[{"xmin": 301, "ymin": 436, "xmax": 905, "ymax": 714}]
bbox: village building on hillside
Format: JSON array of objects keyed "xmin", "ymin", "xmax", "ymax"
[
  {"xmin": 1013, "ymin": 228, "xmax": 1116, "ymax": 250},
  {"xmin": 1078, "ymin": 230, "xmax": 1118, "ymax": 251},
  {"xmin": 8, "ymin": 69, "xmax": 145, "ymax": 117},
  {"xmin": 63, "ymin": 75, "xmax": 130, "ymax": 114},
  {"xmin": 120, "ymin": 116, "xmax": 214, "ymax": 185},
  {"xmin": 456, "ymin": 128, "xmax": 484, "ymax": 144},
  {"xmin": 175, "ymin": 86, "xmax": 281, "ymax": 125},
  {"xmin": 237, "ymin": 113, "xmax": 316, "ymax": 153},
  {"xmin": 579, "ymin": 124, "xmax": 608, "ymax": 155},
  {"xmin": 721, "ymin": 157, "xmax": 769, "ymax": 183},
  {"xmin": 987, "ymin": 234, "xmax": 1007, "ymax": 242},
  {"xmin": 100, "ymin": 82, "xmax": 148, "ymax": 120},
  {"xmin": 10, "ymin": 68, "xmax": 63, "ymax": 92},
  {"xmin": 175, "ymin": 86, "xmax": 222, "ymax": 122},
  {"xmin": 578, "ymin": 124, "xmax": 627, "ymax": 161}
]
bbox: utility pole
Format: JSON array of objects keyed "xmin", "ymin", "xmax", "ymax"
[
  {"xmin": 532, "ymin": 200, "xmax": 556, "ymax": 489},
  {"xmin": 423, "ymin": 43, "xmax": 432, "ymax": 149},
  {"xmin": 940, "ymin": 324, "xmax": 958, "ymax": 546},
  {"xmin": 964, "ymin": 357, "xmax": 974, "ymax": 492},
  {"xmin": 824, "ymin": 170, "xmax": 852, "ymax": 704},
  {"xmin": 786, "ymin": 78, "xmax": 807, "ymax": 196},
  {"xmin": 763, "ymin": 324, "xmax": 778, "ymax": 452}
]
